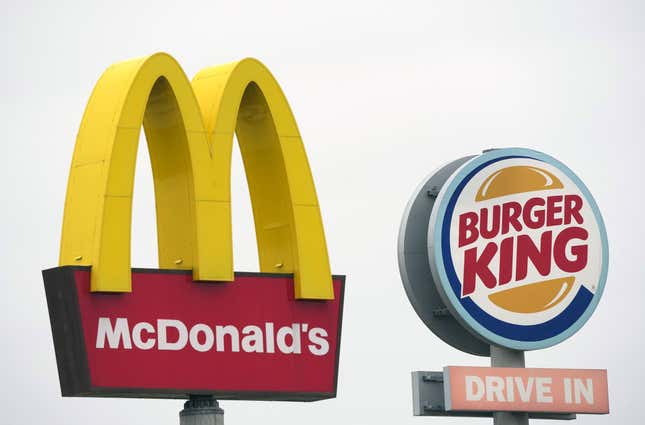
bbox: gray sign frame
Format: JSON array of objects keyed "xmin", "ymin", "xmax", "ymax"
[{"xmin": 397, "ymin": 156, "xmax": 489, "ymax": 356}]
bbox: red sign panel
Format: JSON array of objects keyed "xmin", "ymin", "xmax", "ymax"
[
  {"xmin": 444, "ymin": 366, "xmax": 609, "ymax": 414},
  {"xmin": 43, "ymin": 266, "xmax": 344, "ymax": 401}
]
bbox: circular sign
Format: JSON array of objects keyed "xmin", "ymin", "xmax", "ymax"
[{"xmin": 428, "ymin": 148, "xmax": 608, "ymax": 351}]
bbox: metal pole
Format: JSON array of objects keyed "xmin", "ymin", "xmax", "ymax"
[
  {"xmin": 179, "ymin": 395, "xmax": 224, "ymax": 425},
  {"xmin": 490, "ymin": 345, "xmax": 528, "ymax": 425}
]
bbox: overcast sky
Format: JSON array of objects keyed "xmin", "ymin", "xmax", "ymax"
[{"xmin": 2, "ymin": 1, "xmax": 643, "ymax": 424}]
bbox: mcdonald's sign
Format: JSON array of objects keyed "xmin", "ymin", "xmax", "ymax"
[{"xmin": 42, "ymin": 53, "xmax": 345, "ymax": 401}]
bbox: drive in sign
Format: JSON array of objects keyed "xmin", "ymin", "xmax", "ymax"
[{"xmin": 444, "ymin": 366, "xmax": 609, "ymax": 414}]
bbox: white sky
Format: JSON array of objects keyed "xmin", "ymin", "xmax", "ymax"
[{"xmin": 1, "ymin": 1, "xmax": 643, "ymax": 424}]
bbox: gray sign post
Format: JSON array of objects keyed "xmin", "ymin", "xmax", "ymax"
[
  {"xmin": 490, "ymin": 346, "xmax": 528, "ymax": 425},
  {"xmin": 179, "ymin": 396, "xmax": 224, "ymax": 425}
]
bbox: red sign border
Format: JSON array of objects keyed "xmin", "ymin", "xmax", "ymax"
[{"xmin": 42, "ymin": 266, "xmax": 345, "ymax": 401}]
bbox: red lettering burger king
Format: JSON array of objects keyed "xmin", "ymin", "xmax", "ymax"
[
  {"xmin": 458, "ymin": 193, "xmax": 588, "ymax": 297},
  {"xmin": 447, "ymin": 162, "xmax": 603, "ymax": 316}
]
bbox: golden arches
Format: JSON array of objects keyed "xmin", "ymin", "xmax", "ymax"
[{"xmin": 59, "ymin": 53, "xmax": 333, "ymax": 300}]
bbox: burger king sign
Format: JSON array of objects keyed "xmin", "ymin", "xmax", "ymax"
[{"xmin": 400, "ymin": 148, "xmax": 608, "ymax": 352}]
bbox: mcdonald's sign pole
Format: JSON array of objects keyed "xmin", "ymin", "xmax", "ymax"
[{"xmin": 43, "ymin": 53, "xmax": 345, "ymax": 424}]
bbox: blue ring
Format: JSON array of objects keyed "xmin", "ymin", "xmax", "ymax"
[{"xmin": 430, "ymin": 148, "xmax": 609, "ymax": 350}]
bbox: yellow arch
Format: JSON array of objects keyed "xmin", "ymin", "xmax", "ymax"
[{"xmin": 59, "ymin": 52, "xmax": 333, "ymax": 300}]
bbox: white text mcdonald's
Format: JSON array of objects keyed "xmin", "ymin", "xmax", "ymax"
[{"xmin": 43, "ymin": 53, "xmax": 345, "ymax": 401}]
